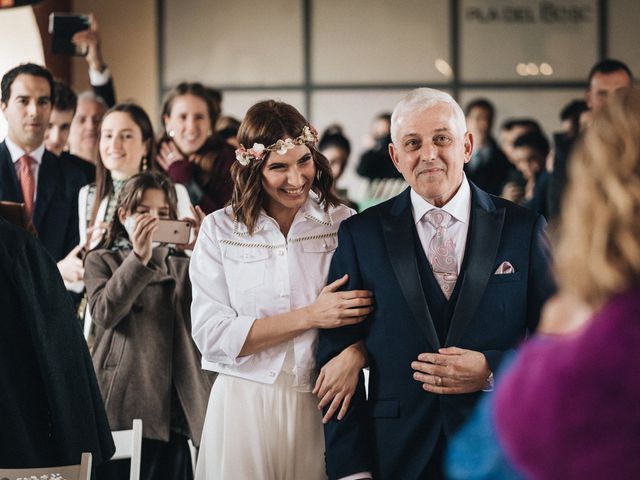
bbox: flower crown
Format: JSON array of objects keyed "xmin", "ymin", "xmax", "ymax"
[{"xmin": 235, "ymin": 125, "xmax": 319, "ymax": 166}]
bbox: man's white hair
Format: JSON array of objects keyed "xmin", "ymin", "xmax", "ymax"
[
  {"xmin": 77, "ymin": 90, "xmax": 108, "ymax": 109},
  {"xmin": 390, "ymin": 88, "xmax": 467, "ymax": 144}
]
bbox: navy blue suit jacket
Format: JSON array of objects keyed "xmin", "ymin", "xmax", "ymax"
[
  {"xmin": 0, "ymin": 142, "xmax": 87, "ymax": 261},
  {"xmin": 317, "ymin": 184, "xmax": 555, "ymax": 479}
]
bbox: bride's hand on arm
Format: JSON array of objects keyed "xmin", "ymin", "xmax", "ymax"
[
  {"xmin": 239, "ymin": 274, "xmax": 373, "ymax": 356},
  {"xmin": 305, "ymin": 274, "xmax": 373, "ymax": 329},
  {"xmin": 313, "ymin": 340, "xmax": 368, "ymax": 423}
]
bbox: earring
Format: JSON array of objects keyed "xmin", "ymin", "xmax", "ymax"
[
  {"xmin": 168, "ymin": 130, "xmax": 175, "ymax": 138},
  {"xmin": 141, "ymin": 156, "xmax": 148, "ymax": 171}
]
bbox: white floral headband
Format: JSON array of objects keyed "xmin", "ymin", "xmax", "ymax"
[{"xmin": 235, "ymin": 125, "xmax": 319, "ymax": 166}]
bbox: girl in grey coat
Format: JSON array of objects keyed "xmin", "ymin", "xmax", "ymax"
[{"xmin": 85, "ymin": 172, "xmax": 212, "ymax": 480}]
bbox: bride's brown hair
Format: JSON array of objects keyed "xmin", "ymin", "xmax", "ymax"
[{"xmin": 230, "ymin": 100, "xmax": 338, "ymax": 234}]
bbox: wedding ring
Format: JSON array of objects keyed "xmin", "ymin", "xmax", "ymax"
[
  {"xmin": 168, "ymin": 152, "xmax": 175, "ymax": 160},
  {"xmin": 438, "ymin": 376, "xmax": 443, "ymax": 386}
]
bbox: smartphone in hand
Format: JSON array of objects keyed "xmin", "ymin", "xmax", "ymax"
[
  {"xmin": 152, "ymin": 219, "xmax": 191, "ymax": 245},
  {"xmin": 48, "ymin": 13, "xmax": 90, "ymax": 55}
]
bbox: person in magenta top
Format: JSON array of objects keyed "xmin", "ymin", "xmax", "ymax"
[{"xmin": 447, "ymin": 86, "xmax": 640, "ymax": 479}]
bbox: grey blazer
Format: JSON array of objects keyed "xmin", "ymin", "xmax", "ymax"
[{"xmin": 85, "ymin": 246, "xmax": 214, "ymax": 446}]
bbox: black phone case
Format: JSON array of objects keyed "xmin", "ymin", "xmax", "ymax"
[{"xmin": 49, "ymin": 13, "xmax": 90, "ymax": 55}]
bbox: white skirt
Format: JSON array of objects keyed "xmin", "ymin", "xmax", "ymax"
[{"xmin": 195, "ymin": 371, "xmax": 327, "ymax": 480}]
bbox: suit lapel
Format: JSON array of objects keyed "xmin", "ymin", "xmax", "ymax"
[
  {"xmin": 0, "ymin": 142, "xmax": 21, "ymax": 201},
  {"xmin": 446, "ymin": 184, "xmax": 504, "ymax": 346},
  {"xmin": 382, "ymin": 189, "xmax": 441, "ymax": 351},
  {"xmin": 33, "ymin": 151, "xmax": 59, "ymax": 229}
]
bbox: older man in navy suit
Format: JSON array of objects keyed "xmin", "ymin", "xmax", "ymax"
[
  {"xmin": 0, "ymin": 63, "xmax": 87, "ymax": 275},
  {"xmin": 317, "ymin": 88, "xmax": 555, "ymax": 479}
]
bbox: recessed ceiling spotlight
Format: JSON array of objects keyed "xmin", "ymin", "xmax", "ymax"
[
  {"xmin": 516, "ymin": 63, "xmax": 528, "ymax": 76},
  {"xmin": 526, "ymin": 63, "xmax": 539, "ymax": 75}
]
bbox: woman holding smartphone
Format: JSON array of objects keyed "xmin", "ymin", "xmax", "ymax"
[
  {"xmin": 190, "ymin": 100, "xmax": 371, "ymax": 479},
  {"xmin": 85, "ymin": 172, "xmax": 211, "ymax": 480}
]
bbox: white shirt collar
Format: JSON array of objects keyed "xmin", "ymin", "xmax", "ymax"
[
  {"xmin": 410, "ymin": 174, "xmax": 472, "ymax": 225},
  {"xmin": 233, "ymin": 191, "xmax": 333, "ymax": 236},
  {"xmin": 5, "ymin": 136, "xmax": 45, "ymax": 165}
]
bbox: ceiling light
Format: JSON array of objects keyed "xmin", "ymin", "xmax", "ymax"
[
  {"xmin": 540, "ymin": 63, "xmax": 553, "ymax": 75},
  {"xmin": 435, "ymin": 59, "xmax": 453, "ymax": 78},
  {"xmin": 526, "ymin": 63, "xmax": 539, "ymax": 75},
  {"xmin": 516, "ymin": 63, "xmax": 528, "ymax": 76}
]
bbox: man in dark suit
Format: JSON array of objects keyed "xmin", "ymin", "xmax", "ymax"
[
  {"xmin": 0, "ymin": 63, "xmax": 86, "ymax": 266},
  {"xmin": 317, "ymin": 88, "xmax": 555, "ymax": 479}
]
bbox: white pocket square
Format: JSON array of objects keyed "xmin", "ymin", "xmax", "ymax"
[{"xmin": 494, "ymin": 261, "xmax": 515, "ymax": 275}]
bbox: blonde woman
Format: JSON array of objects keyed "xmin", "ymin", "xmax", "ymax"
[{"xmin": 447, "ymin": 86, "xmax": 640, "ymax": 479}]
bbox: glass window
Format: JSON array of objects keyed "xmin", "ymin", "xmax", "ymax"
[
  {"xmin": 312, "ymin": 0, "xmax": 450, "ymax": 84},
  {"xmin": 460, "ymin": 0, "xmax": 598, "ymax": 82},
  {"xmin": 222, "ymin": 90, "xmax": 306, "ymax": 122},
  {"xmin": 163, "ymin": 0, "xmax": 304, "ymax": 87},
  {"xmin": 609, "ymin": 0, "xmax": 640, "ymax": 78}
]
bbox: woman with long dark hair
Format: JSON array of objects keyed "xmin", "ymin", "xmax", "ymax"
[
  {"xmin": 78, "ymin": 102, "xmax": 191, "ymax": 250},
  {"xmin": 156, "ymin": 82, "xmax": 235, "ymax": 214},
  {"xmin": 190, "ymin": 100, "xmax": 371, "ymax": 479}
]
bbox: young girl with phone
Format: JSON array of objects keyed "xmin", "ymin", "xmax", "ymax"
[{"xmin": 84, "ymin": 172, "xmax": 211, "ymax": 480}]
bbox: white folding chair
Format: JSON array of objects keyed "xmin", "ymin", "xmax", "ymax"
[
  {"xmin": 83, "ymin": 308, "xmax": 93, "ymax": 341},
  {"xmin": 111, "ymin": 418, "xmax": 143, "ymax": 480},
  {"xmin": 188, "ymin": 438, "xmax": 197, "ymax": 475},
  {"xmin": 0, "ymin": 451, "xmax": 92, "ymax": 480}
]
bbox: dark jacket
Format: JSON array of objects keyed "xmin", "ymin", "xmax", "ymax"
[
  {"xmin": 0, "ymin": 216, "xmax": 114, "ymax": 468},
  {"xmin": 61, "ymin": 151, "xmax": 96, "ymax": 184},
  {"xmin": 464, "ymin": 136, "xmax": 514, "ymax": 196},
  {"xmin": 317, "ymin": 184, "xmax": 555, "ymax": 479},
  {"xmin": 0, "ymin": 142, "xmax": 87, "ymax": 261},
  {"xmin": 93, "ymin": 76, "xmax": 116, "ymax": 108}
]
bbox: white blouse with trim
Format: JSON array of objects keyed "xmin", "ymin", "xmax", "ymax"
[{"xmin": 190, "ymin": 193, "xmax": 354, "ymax": 387}]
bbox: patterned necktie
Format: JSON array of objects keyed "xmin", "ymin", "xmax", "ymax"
[
  {"xmin": 424, "ymin": 209, "xmax": 458, "ymax": 299},
  {"xmin": 18, "ymin": 155, "xmax": 35, "ymax": 218}
]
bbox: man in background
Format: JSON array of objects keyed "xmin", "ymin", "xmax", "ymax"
[
  {"xmin": 356, "ymin": 112, "xmax": 402, "ymax": 180},
  {"xmin": 67, "ymin": 15, "xmax": 115, "ymax": 165},
  {"xmin": 548, "ymin": 58, "xmax": 633, "ymax": 221},
  {"xmin": 464, "ymin": 98, "xmax": 512, "ymax": 196},
  {"xmin": 46, "ymin": 81, "xmax": 96, "ymax": 183},
  {"xmin": 0, "ymin": 63, "xmax": 86, "ymax": 275}
]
